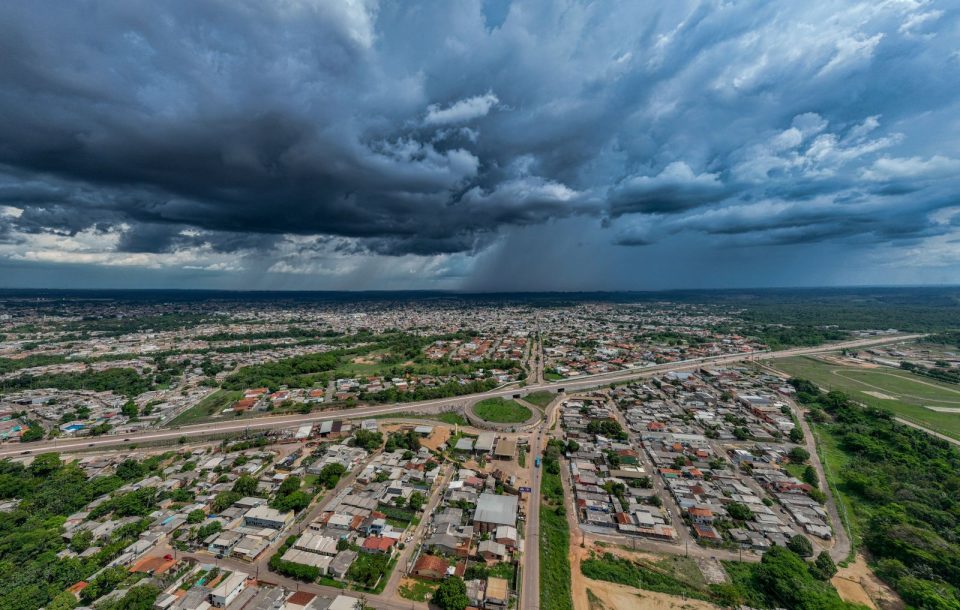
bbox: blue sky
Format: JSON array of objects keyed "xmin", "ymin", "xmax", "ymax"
[{"xmin": 0, "ymin": 0, "xmax": 958, "ymax": 290}]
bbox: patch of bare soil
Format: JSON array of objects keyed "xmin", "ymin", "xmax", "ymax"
[
  {"xmin": 571, "ymin": 543, "xmax": 719, "ymax": 610},
  {"xmin": 419, "ymin": 426, "xmax": 450, "ymax": 452},
  {"xmin": 820, "ymin": 355, "xmax": 879, "ymax": 369},
  {"xmin": 833, "ymin": 554, "xmax": 903, "ymax": 610}
]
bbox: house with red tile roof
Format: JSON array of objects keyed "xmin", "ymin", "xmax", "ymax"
[
  {"xmin": 360, "ymin": 536, "xmax": 396, "ymax": 555},
  {"xmin": 412, "ymin": 555, "xmax": 450, "ymax": 580}
]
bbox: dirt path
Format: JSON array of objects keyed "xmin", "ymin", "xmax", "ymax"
[
  {"xmin": 894, "ymin": 417, "xmax": 960, "ymax": 447},
  {"xmin": 833, "ymin": 554, "xmax": 902, "ymax": 610}
]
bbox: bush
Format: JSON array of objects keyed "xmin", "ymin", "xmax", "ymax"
[
  {"xmin": 727, "ymin": 502, "xmax": 754, "ymax": 521},
  {"xmin": 811, "ymin": 551, "xmax": 837, "ymax": 580},
  {"xmin": 787, "ymin": 534, "xmax": 814, "ymax": 558}
]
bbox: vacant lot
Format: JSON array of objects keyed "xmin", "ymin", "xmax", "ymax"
[
  {"xmin": 772, "ymin": 355, "xmax": 960, "ymax": 440},
  {"xmin": 474, "ymin": 397, "xmax": 532, "ymax": 423},
  {"xmin": 169, "ymin": 389, "xmax": 241, "ymax": 426}
]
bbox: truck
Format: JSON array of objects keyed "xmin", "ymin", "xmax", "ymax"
[{"xmin": 534, "ymin": 455, "xmax": 541, "ymax": 468}]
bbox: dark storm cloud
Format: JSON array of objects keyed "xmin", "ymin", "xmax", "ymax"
[{"xmin": 0, "ymin": 0, "xmax": 958, "ymax": 286}]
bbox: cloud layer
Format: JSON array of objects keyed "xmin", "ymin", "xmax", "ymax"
[{"xmin": 0, "ymin": 0, "xmax": 958, "ymax": 288}]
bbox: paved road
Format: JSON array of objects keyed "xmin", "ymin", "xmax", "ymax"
[
  {"xmin": 1, "ymin": 334, "xmax": 921, "ymax": 458},
  {"xmin": 381, "ymin": 463, "xmax": 452, "ymax": 602}
]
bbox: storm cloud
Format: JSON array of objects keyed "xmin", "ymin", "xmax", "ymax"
[{"xmin": 0, "ymin": 0, "xmax": 958, "ymax": 289}]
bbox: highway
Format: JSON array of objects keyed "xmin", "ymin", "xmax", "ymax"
[{"xmin": 0, "ymin": 333, "xmax": 922, "ymax": 459}]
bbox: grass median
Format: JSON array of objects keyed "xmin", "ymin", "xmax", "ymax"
[{"xmin": 540, "ymin": 469, "xmax": 573, "ymax": 610}]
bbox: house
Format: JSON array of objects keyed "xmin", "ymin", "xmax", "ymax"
[
  {"xmin": 494, "ymin": 439, "xmax": 516, "ymax": 460},
  {"xmin": 329, "ymin": 595, "xmax": 365, "ymax": 610},
  {"xmin": 360, "ymin": 536, "xmax": 396, "ymax": 555},
  {"xmin": 454, "ymin": 438, "xmax": 475, "ymax": 452},
  {"xmin": 465, "ymin": 579, "xmax": 486, "ymax": 608},
  {"xmin": 494, "ymin": 525, "xmax": 518, "ymax": 548},
  {"xmin": 233, "ymin": 398, "xmax": 257, "ymax": 412},
  {"xmin": 329, "ymin": 550, "xmax": 358, "ymax": 578},
  {"xmin": 243, "ymin": 505, "xmax": 294, "ymax": 530},
  {"xmin": 485, "ymin": 577, "xmax": 510, "ymax": 608},
  {"xmin": 412, "ymin": 554, "xmax": 450, "ymax": 581},
  {"xmin": 688, "ymin": 507, "xmax": 714, "ymax": 525},
  {"xmin": 425, "ymin": 528, "xmax": 472, "ymax": 558},
  {"xmin": 473, "ymin": 493, "xmax": 519, "ymax": 534},
  {"xmin": 478, "ymin": 539, "xmax": 507, "ymax": 561},
  {"xmin": 208, "ymin": 530, "xmax": 242, "ymax": 556},
  {"xmin": 285, "ymin": 592, "xmax": 317, "ymax": 610},
  {"xmin": 475, "ymin": 433, "xmax": 496, "ymax": 453},
  {"xmin": 693, "ymin": 524, "xmax": 721, "ymax": 541},
  {"xmin": 209, "ymin": 571, "xmax": 248, "ymax": 607},
  {"xmin": 293, "ymin": 532, "xmax": 339, "ymax": 556}
]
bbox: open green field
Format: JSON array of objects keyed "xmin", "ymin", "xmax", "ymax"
[
  {"xmin": 473, "ymin": 397, "xmax": 532, "ymax": 423},
  {"xmin": 771, "ymin": 355, "xmax": 960, "ymax": 440},
  {"xmin": 540, "ymin": 470, "xmax": 573, "ymax": 610},
  {"xmin": 522, "ymin": 390, "xmax": 555, "ymax": 408},
  {"xmin": 169, "ymin": 389, "xmax": 242, "ymax": 426}
]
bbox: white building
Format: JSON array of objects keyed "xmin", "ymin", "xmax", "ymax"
[{"xmin": 209, "ymin": 571, "xmax": 248, "ymax": 607}]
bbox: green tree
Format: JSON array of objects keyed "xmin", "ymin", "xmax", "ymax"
[
  {"xmin": 273, "ymin": 491, "xmax": 311, "ymax": 513},
  {"xmin": 351, "ymin": 429, "xmax": 384, "ymax": 451},
  {"xmin": 727, "ymin": 502, "xmax": 754, "ymax": 521},
  {"xmin": 788, "ymin": 447, "xmax": 810, "ymax": 463},
  {"xmin": 187, "ymin": 509, "xmax": 205, "ymax": 524},
  {"xmin": 232, "ymin": 474, "xmax": 259, "ymax": 496},
  {"xmin": 20, "ymin": 425, "xmax": 44, "ymax": 442},
  {"xmin": 786, "ymin": 534, "xmax": 814, "ymax": 558},
  {"xmin": 211, "ymin": 490, "xmax": 241, "ymax": 512},
  {"xmin": 29, "ymin": 452, "xmax": 62, "ymax": 476},
  {"xmin": 48, "ymin": 591, "xmax": 78, "ymax": 610},
  {"xmin": 116, "ymin": 459, "xmax": 147, "ymax": 481},
  {"xmin": 70, "ymin": 528, "xmax": 94, "ymax": 552},
  {"xmin": 196, "ymin": 520, "xmax": 222, "ymax": 540},
  {"xmin": 121, "ymin": 400, "xmax": 139, "ymax": 419},
  {"xmin": 811, "ymin": 551, "xmax": 837, "ymax": 580},
  {"xmin": 409, "ymin": 491, "xmax": 426, "ymax": 511},
  {"xmin": 277, "ymin": 475, "xmax": 301, "ymax": 496},
  {"xmin": 318, "ymin": 463, "xmax": 346, "ymax": 489},
  {"xmin": 433, "ymin": 576, "xmax": 470, "ymax": 610}
]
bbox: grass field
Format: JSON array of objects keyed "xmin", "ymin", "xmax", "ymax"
[
  {"xmin": 540, "ymin": 470, "xmax": 573, "ymax": 610},
  {"xmin": 169, "ymin": 389, "xmax": 242, "ymax": 426},
  {"xmin": 366, "ymin": 411, "xmax": 468, "ymax": 425},
  {"xmin": 771, "ymin": 355, "xmax": 960, "ymax": 440},
  {"xmin": 398, "ymin": 578, "xmax": 438, "ymax": 602},
  {"xmin": 474, "ymin": 397, "xmax": 532, "ymax": 423},
  {"xmin": 523, "ymin": 391, "xmax": 555, "ymax": 409}
]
